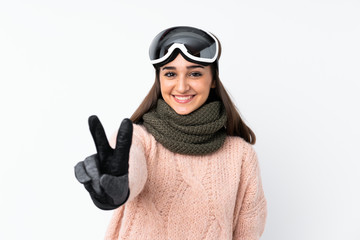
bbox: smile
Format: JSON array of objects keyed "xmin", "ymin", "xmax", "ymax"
[{"xmin": 173, "ymin": 95, "xmax": 195, "ymax": 103}]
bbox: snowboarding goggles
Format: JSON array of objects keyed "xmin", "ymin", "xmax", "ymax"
[{"xmin": 149, "ymin": 26, "xmax": 219, "ymax": 65}]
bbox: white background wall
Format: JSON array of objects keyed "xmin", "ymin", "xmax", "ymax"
[{"xmin": 1, "ymin": 0, "xmax": 359, "ymax": 239}]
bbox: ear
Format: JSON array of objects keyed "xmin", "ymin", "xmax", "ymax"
[{"xmin": 211, "ymin": 80, "xmax": 216, "ymax": 89}]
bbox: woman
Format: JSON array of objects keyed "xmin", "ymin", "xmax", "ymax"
[{"xmin": 75, "ymin": 26, "xmax": 267, "ymax": 239}]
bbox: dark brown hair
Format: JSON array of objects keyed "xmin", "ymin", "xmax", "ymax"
[{"xmin": 130, "ymin": 39, "xmax": 256, "ymax": 144}]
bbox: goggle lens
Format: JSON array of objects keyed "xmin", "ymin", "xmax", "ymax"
[{"xmin": 149, "ymin": 26, "xmax": 218, "ymax": 65}]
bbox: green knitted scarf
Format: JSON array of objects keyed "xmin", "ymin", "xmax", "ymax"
[{"xmin": 142, "ymin": 99, "xmax": 227, "ymax": 155}]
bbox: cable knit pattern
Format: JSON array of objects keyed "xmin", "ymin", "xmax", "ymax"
[{"xmin": 105, "ymin": 124, "xmax": 266, "ymax": 240}]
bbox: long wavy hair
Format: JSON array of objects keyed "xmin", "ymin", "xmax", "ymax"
[{"xmin": 130, "ymin": 39, "xmax": 256, "ymax": 144}]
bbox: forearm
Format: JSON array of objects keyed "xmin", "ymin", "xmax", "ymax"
[{"xmin": 126, "ymin": 137, "xmax": 148, "ymax": 202}]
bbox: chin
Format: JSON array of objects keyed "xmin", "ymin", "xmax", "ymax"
[
  {"xmin": 174, "ymin": 109, "xmax": 192, "ymax": 115},
  {"xmin": 171, "ymin": 106, "xmax": 192, "ymax": 115},
  {"xmin": 173, "ymin": 104, "xmax": 201, "ymax": 115}
]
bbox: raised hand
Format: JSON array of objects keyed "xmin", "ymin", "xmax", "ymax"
[
  {"xmin": 88, "ymin": 115, "xmax": 132, "ymax": 176},
  {"xmin": 74, "ymin": 116, "xmax": 133, "ymax": 209}
]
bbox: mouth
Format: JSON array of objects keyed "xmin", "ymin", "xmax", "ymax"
[{"xmin": 172, "ymin": 95, "xmax": 195, "ymax": 103}]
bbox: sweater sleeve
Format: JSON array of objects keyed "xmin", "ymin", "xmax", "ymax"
[
  {"xmin": 233, "ymin": 145, "xmax": 267, "ymax": 240},
  {"xmin": 110, "ymin": 124, "xmax": 148, "ymax": 202}
]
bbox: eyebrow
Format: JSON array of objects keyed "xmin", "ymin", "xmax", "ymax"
[{"xmin": 161, "ymin": 65, "xmax": 205, "ymax": 71}]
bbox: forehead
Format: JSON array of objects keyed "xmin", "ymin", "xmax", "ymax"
[{"xmin": 161, "ymin": 54, "xmax": 209, "ymax": 70}]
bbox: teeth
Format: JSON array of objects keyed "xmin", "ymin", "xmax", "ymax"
[{"xmin": 175, "ymin": 96, "xmax": 193, "ymax": 100}]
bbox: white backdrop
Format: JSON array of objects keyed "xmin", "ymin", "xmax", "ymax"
[{"xmin": 1, "ymin": 0, "xmax": 359, "ymax": 239}]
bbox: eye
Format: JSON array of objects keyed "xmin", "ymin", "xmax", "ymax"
[
  {"xmin": 164, "ymin": 72, "xmax": 176, "ymax": 78},
  {"xmin": 189, "ymin": 72, "xmax": 202, "ymax": 77}
]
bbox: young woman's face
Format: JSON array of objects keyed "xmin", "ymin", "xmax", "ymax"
[{"xmin": 159, "ymin": 54, "xmax": 215, "ymax": 115}]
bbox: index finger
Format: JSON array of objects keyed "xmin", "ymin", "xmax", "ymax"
[{"xmin": 88, "ymin": 115, "xmax": 112, "ymax": 160}]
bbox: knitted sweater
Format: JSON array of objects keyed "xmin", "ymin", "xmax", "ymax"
[{"xmin": 105, "ymin": 124, "xmax": 267, "ymax": 240}]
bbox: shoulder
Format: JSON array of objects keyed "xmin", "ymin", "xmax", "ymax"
[
  {"xmin": 224, "ymin": 135, "xmax": 256, "ymax": 156},
  {"xmin": 132, "ymin": 123, "xmax": 149, "ymax": 138},
  {"xmin": 132, "ymin": 123, "xmax": 156, "ymax": 151},
  {"xmin": 223, "ymin": 136, "xmax": 258, "ymax": 166}
]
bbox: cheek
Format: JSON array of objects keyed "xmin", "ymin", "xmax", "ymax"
[
  {"xmin": 159, "ymin": 79, "xmax": 172, "ymax": 96},
  {"xmin": 193, "ymin": 80, "xmax": 212, "ymax": 94}
]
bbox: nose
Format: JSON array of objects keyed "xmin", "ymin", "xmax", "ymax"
[{"xmin": 175, "ymin": 75, "xmax": 190, "ymax": 93}]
